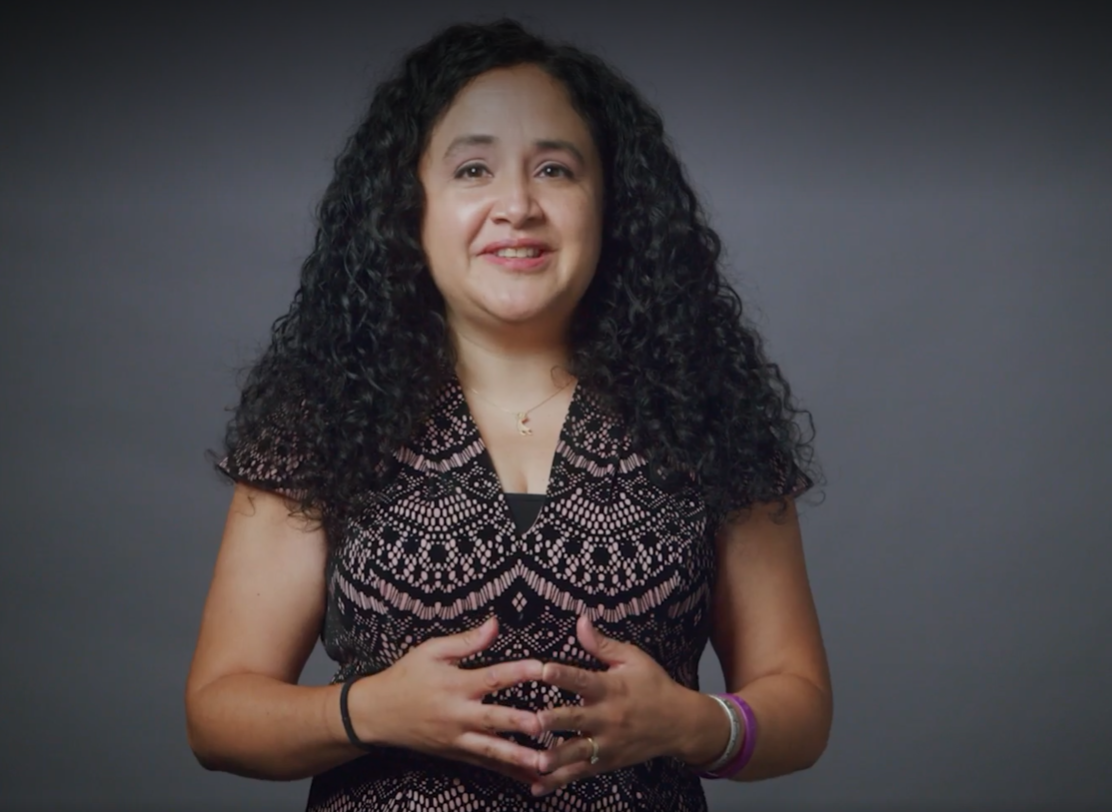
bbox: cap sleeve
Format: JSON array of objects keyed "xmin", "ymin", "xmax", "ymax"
[
  {"xmin": 770, "ymin": 447, "xmax": 815, "ymax": 499},
  {"xmin": 215, "ymin": 401, "xmax": 311, "ymax": 499}
]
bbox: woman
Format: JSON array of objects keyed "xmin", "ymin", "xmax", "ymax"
[{"xmin": 185, "ymin": 18, "xmax": 830, "ymax": 812}]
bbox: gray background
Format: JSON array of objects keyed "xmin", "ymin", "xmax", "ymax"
[{"xmin": 2, "ymin": 2, "xmax": 1109, "ymax": 811}]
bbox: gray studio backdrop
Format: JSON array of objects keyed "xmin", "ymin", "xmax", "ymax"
[{"xmin": 2, "ymin": 3, "xmax": 1109, "ymax": 811}]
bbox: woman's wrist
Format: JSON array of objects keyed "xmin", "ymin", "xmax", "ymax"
[
  {"xmin": 671, "ymin": 688, "xmax": 734, "ymax": 767},
  {"xmin": 332, "ymin": 672, "xmax": 388, "ymax": 750}
]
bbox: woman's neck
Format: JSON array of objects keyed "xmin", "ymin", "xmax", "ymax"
[{"xmin": 450, "ymin": 325, "xmax": 575, "ymax": 404}]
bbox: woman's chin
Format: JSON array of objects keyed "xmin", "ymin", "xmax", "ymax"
[{"xmin": 480, "ymin": 296, "xmax": 556, "ymax": 326}]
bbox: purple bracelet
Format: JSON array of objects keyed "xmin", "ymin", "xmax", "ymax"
[{"xmin": 700, "ymin": 693, "xmax": 758, "ymax": 779}]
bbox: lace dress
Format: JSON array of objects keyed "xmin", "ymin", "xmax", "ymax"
[{"xmin": 217, "ymin": 375, "xmax": 811, "ymax": 811}]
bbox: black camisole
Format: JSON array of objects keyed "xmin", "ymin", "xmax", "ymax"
[{"xmin": 503, "ymin": 492, "xmax": 546, "ymax": 535}]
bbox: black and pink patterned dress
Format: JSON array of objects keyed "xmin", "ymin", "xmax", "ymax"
[{"xmin": 217, "ymin": 375, "xmax": 811, "ymax": 811}]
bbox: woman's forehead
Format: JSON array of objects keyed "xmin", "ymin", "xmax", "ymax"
[{"xmin": 427, "ymin": 65, "xmax": 593, "ymax": 154}]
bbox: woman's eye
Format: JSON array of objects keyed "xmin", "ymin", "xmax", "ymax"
[
  {"xmin": 455, "ymin": 164, "xmax": 489, "ymax": 179},
  {"xmin": 539, "ymin": 164, "xmax": 572, "ymax": 178},
  {"xmin": 453, "ymin": 163, "xmax": 571, "ymax": 180}
]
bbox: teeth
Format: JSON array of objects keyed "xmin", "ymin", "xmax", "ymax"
[{"xmin": 495, "ymin": 247, "xmax": 542, "ymax": 258}]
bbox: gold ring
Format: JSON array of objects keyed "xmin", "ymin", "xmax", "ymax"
[{"xmin": 585, "ymin": 735, "xmax": 600, "ymax": 765}]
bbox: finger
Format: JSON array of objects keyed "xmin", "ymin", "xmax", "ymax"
[
  {"xmin": 531, "ymin": 755, "xmax": 598, "ymax": 797},
  {"xmin": 577, "ymin": 615, "xmax": 626, "ymax": 666},
  {"xmin": 470, "ymin": 703, "xmax": 543, "ymax": 739},
  {"xmin": 535, "ymin": 734, "xmax": 596, "ymax": 775},
  {"xmin": 539, "ymin": 661, "xmax": 604, "ymax": 702},
  {"xmin": 455, "ymin": 752, "xmax": 542, "ymax": 786},
  {"xmin": 536, "ymin": 703, "xmax": 591, "ymax": 736},
  {"xmin": 456, "ymin": 730, "xmax": 542, "ymax": 774},
  {"xmin": 430, "ymin": 616, "xmax": 498, "ymax": 662},
  {"xmin": 470, "ymin": 659, "xmax": 545, "ymax": 697}
]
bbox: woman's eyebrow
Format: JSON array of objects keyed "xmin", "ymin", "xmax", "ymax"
[
  {"xmin": 442, "ymin": 134, "xmax": 585, "ymax": 164},
  {"xmin": 534, "ymin": 139, "xmax": 585, "ymax": 164},
  {"xmin": 443, "ymin": 134, "xmax": 496, "ymax": 159}
]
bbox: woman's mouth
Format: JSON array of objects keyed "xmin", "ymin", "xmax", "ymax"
[{"xmin": 481, "ymin": 248, "xmax": 552, "ymax": 271}]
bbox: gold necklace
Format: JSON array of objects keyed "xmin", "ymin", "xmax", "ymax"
[{"xmin": 463, "ymin": 378, "xmax": 574, "ymax": 436}]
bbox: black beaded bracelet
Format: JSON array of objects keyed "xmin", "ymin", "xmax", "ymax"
[{"xmin": 339, "ymin": 675, "xmax": 377, "ymax": 752}]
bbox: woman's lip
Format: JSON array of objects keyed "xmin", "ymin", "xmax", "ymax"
[
  {"xmin": 480, "ymin": 250, "xmax": 552, "ymax": 271},
  {"xmin": 480, "ymin": 239, "xmax": 552, "ymax": 253}
]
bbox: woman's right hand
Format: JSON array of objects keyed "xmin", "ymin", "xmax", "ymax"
[{"xmin": 350, "ymin": 616, "xmax": 546, "ymax": 785}]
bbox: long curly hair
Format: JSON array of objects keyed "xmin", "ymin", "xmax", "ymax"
[{"xmin": 216, "ymin": 18, "xmax": 823, "ymax": 536}]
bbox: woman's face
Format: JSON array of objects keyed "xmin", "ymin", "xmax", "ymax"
[{"xmin": 418, "ymin": 64, "xmax": 604, "ymax": 335}]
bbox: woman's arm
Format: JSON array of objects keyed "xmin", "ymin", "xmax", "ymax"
[
  {"xmin": 184, "ymin": 484, "xmax": 379, "ymax": 781},
  {"xmin": 675, "ymin": 497, "xmax": 833, "ymax": 780}
]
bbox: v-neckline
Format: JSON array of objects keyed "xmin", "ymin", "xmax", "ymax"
[{"xmin": 451, "ymin": 373, "xmax": 580, "ymax": 537}]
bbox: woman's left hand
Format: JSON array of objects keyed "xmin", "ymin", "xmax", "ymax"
[{"xmin": 531, "ymin": 615, "xmax": 688, "ymax": 796}]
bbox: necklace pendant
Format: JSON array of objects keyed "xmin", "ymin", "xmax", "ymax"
[{"xmin": 516, "ymin": 412, "xmax": 533, "ymax": 436}]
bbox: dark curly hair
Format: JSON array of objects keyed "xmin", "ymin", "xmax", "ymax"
[{"xmin": 215, "ymin": 17, "xmax": 823, "ymax": 537}]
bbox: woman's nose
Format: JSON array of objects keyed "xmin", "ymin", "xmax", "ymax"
[{"xmin": 490, "ymin": 172, "xmax": 541, "ymax": 226}]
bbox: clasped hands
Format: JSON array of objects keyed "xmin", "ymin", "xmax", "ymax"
[{"xmin": 373, "ymin": 614, "xmax": 689, "ymax": 797}]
